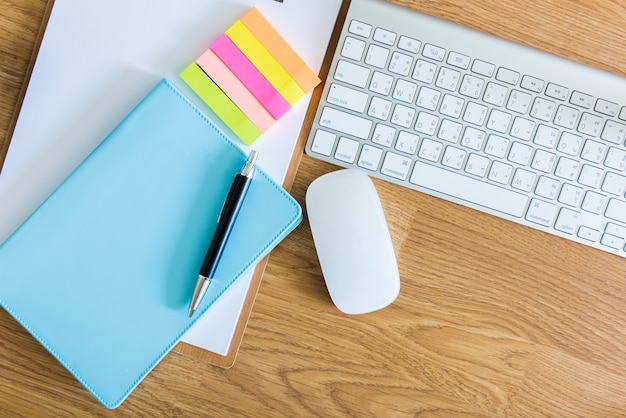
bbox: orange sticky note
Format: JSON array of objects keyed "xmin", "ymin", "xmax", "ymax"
[{"xmin": 240, "ymin": 8, "xmax": 321, "ymax": 93}]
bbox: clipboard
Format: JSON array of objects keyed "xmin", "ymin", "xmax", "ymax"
[{"xmin": 0, "ymin": 0, "xmax": 346, "ymax": 368}]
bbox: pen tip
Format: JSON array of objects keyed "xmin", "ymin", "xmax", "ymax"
[{"xmin": 187, "ymin": 308, "xmax": 195, "ymax": 317}]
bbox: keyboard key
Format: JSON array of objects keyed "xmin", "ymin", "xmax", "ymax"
[
  {"xmin": 471, "ymin": 59, "xmax": 495, "ymax": 77},
  {"xmin": 534, "ymin": 125, "xmax": 558, "ymax": 148},
  {"xmin": 335, "ymin": 137, "xmax": 360, "ymax": 163},
  {"xmin": 348, "ymin": 20, "xmax": 372, "ymax": 38},
  {"xmin": 510, "ymin": 117, "xmax": 536, "ymax": 141},
  {"xmin": 412, "ymin": 59, "xmax": 437, "ymax": 84},
  {"xmin": 531, "ymin": 149, "xmax": 557, "ymax": 173},
  {"xmin": 521, "ymin": 75, "xmax": 545, "ymax": 93},
  {"xmin": 605, "ymin": 147, "xmax": 626, "ymax": 171},
  {"xmin": 365, "ymin": 44, "xmax": 390, "ymax": 68},
  {"xmin": 389, "ymin": 52, "xmax": 414, "ymax": 77},
  {"xmin": 463, "ymin": 102, "xmax": 488, "ymax": 126},
  {"xmin": 392, "ymin": 79, "xmax": 418, "ymax": 102},
  {"xmin": 578, "ymin": 112, "xmax": 604, "ymax": 137},
  {"xmin": 391, "ymin": 104, "xmax": 416, "ymax": 128},
  {"xmin": 369, "ymin": 71, "xmax": 393, "ymax": 95},
  {"xmin": 601, "ymin": 172, "xmax": 626, "ymax": 196},
  {"xmin": 410, "ymin": 162, "xmax": 528, "ymax": 216},
  {"xmin": 334, "ymin": 60, "xmax": 370, "ymax": 87},
  {"xmin": 581, "ymin": 139, "xmax": 607, "ymax": 163},
  {"xmin": 358, "ymin": 144, "xmax": 383, "ymax": 171},
  {"xmin": 415, "ymin": 112, "xmax": 439, "ymax": 135},
  {"xmin": 341, "ymin": 37, "xmax": 366, "ymax": 61},
  {"xmin": 395, "ymin": 131, "xmax": 419, "ymax": 155},
  {"xmin": 372, "ymin": 123, "xmax": 396, "ymax": 147},
  {"xmin": 488, "ymin": 161, "xmax": 513, "ymax": 184},
  {"xmin": 554, "ymin": 157, "xmax": 580, "ymax": 181},
  {"xmin": 319, "ymin": 107, "xmax": 372, "ymax": 139},
  {"xmin": 578, "ymin": 226, "xmax": 601, "ymax": 242},
  {"xmin": 422, "ymin": 43, "xmax": 446, "ymax": 61},
  {"xmin": 418, "ymin": 138, "xmax": 443, "ymax": 162},
  {"xmin": 511, "ymin": 169, "xmax": 537, "ymax": 192},
  {"xmin": 555, "ymin": 208, "xmax": 580, "ymax": 234},
  {"xmin": 368, "ymin": 97, "xmax": 392, "ymax": 120},
  {"xmin": 398, "ymin": 35, "xmax": 421, "ymax": 53},
  {"xmin": 571, "ymin": 91, "xmax": 594, "ymax": 108},
  {"xmin": 606, "ymin": 223, "xmax": 626, "ymax": 239},
  {"xmin": 581, "ymin": 191, "xmax": 607, "ymax": 214},
  {"xmin": 440, "ymin": 94, "xmax": 465, "ymax": 118},
  {"xmin": 465, "ymin": 153, "xmax": 489, "ymax": 177},
  {"xmin": 395, "ymin": 131, "xmax": 420, "ymax": 155},
  {"xmin": 447, "ymin": 51, "xmax": 471, "ymax": 69},
  {"xmin": 311, "ymin": 129, "xmax": 336, "ymax": 156},
  {"xmin": 535, "ymin": 176, "xmax": 560, "ymax": 200},
  {"xmin": 496, "ymin": 67, "xmax": 520, "ymax": 85},
  {"xmin": 558, "ymin": 183, "xmax": 584, "ymax": 207},
  {"xmin": 438, "ymin": 119, "xmax": 462, "ymax": 143},
  {"xmin": 327, "ymin": 83, "xmax": 368, "ymax": 112},
  {"xmin": 595, "ymin": 99, "xmax": 619, "ymax": 117},
  {"xmin": 545, "ymin": 83, "xmax": 569, "ymax": 101},
  {"xmin": 373, "ymin": 27, "xmax": 397, "ymax": 46},
  {"xmin": 601, "ymin": 120, "xmax": 626, "ymax": 144},
  {"xmin": 484, "ymin": 82, "xmax": 508, "ymax": 107},
  {"xmin": 554, "ymin": 105, "xmax": 579, "ymax": 129},
  {"xmin": 526, "ymin": 199, "xmax": 558, "ymax": 227},
  {"xmin": 459, "ymin": 75, "xmax": 485, "ymax": 99},
  {"xmin": 487, "ymin": 109, "xmax": 512, "ymax": 133},
  {"xmin": 436, "ymin": 67, "xmax": 461, "ymax": 91},
  {"xmin": 530, "ymin": 97, "xmax": 556, "ymax": 122},
  {"xmin": 508, "ymin": 142, "xmax": 533, "ymax": 165},
  {"xmin": 485, "ymin": 134, "xmax": 510, "ymax": 158},
  {"xmin": 461, "ymin": 127, "xmax": 487, "ymax": 150},
  {"xmin": 605, "ymin": 199, "xmax": 626, "ymax": 224},
  {"xmin": 601, "ymin": 233, "xmax": 624, "ymax": 250},
  {"xmin": 382, "ymin": 152, "xmax": 412, "ymax": 180},
  {"xmin": 578, "ymin": 164, "xmax": 603, "ymax": 188},
  {"xmin": 442, "ymin": 146, "xmax": 467, "ymax": 169},
  {"xmin": 557, "ymin": 132, "xmax": 583, "ymax": 156},
  {"xmin": 416, "ymin": 87, "xmax": 441, "ymax": 111},
  {"xmin": 506, "ymin": 90, "xmax": 532, "ymax": 114}
]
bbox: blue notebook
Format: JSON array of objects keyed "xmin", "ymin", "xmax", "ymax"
[{"xmin": 0, "ymin": 79, "xmax": 302, "ymax": 408}]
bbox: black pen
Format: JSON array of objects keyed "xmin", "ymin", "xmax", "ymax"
[{"xmin": 188, "ymin": 150, "xmax": 258, "ymax": 317}]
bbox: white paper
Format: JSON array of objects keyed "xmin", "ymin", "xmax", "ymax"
[{"xmin": 0, "ymin": 0, "xmax": 341, "ymax": 356}]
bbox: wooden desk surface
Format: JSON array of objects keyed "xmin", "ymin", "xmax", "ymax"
[{"xmin": 2, "ymin": 0, "xmax": 626, "ymax": 416}]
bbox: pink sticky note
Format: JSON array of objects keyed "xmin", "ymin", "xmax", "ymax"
[
  {"xmin": 197, "ymin": 49, "xmax": 275, "ymax": 132},
  {"xmin": 211, "ymin": 34, "xmax": 290, "ymax": 119}
]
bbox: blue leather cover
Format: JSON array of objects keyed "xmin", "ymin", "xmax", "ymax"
[{"xmin": 0, "ymin": 79, "xmax": 302, "ymax": 408}]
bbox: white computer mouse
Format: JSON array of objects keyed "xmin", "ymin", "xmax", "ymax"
[{"xmin": 306, "ymin": 169, "xmax": 400, "ymax": 314}]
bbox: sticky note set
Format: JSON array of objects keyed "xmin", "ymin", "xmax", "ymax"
[{"xmin": 181, "ymin": 8, "xmax": 321, "ymax": 145}]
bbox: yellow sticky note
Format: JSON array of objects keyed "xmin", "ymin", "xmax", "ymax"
[
  {"xmin": 180, "ymin": 63, "xmax": 261, "ymax": 145},
  {"xmin": 226, "ymin": 20, "xmax": 305, "ymax": 106}
]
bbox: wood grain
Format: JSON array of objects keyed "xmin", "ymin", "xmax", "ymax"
[{"xmin": 2, "ymin": 0, "xmax": 626, "ymax": 416}]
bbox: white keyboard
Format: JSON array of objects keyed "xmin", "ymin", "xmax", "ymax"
[{"xmin": 305, "ymin": 0, "xmax": 626, "ymax": 258}]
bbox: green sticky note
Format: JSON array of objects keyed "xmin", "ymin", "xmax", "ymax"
[{"xmin": 180, "ymin": 63, "xmax": 261, "ymax": 145}]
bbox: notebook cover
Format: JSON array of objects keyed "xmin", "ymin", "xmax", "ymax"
[{"xmin": 0, "ymin": 79, "xmax": 302, "ymax": 408}]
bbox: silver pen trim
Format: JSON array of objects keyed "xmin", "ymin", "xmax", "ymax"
[
  {"xmin": 241, "ymin": 150, "xmax": 257, "ymax": 178},
  {"xmin": 188, "ymin": 274, "xmax": 212, "ymax": 317}
]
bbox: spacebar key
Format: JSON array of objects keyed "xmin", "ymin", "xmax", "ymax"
[{"xmin": 409, "ymin": 162, "xmax": 528, "ymax": 217}]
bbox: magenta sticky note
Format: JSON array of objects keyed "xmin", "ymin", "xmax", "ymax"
[{"xmin": 211, "ymin": 34, "xmax": 290, "ymax": 119}]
